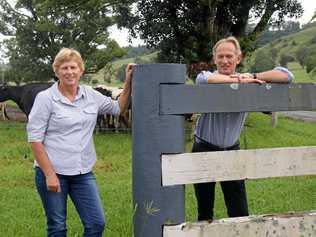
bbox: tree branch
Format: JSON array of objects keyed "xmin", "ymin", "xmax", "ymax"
[{"xmin": 248, "ymin": 1, "xmax": 276, "ymax": 41}]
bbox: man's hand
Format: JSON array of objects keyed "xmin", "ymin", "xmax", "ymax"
[{"xmin": 230, "ymin": 73, "xmax": 265, "ymax": 84}]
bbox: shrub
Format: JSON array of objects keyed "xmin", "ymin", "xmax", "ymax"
[
  {"xmin": 250, "ymin": 50, "xmax": 275, "ymax": 72},
  {"xmin": 305, "ymin": 56, "xmax": 316, "ymax": 74},
  {"xmin": 279, "ymin": 54, "xmax": 295, "ymax": 67}
]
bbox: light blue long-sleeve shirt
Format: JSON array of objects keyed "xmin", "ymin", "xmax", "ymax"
[{"xmin": 27, "ymin": 82, "xmax": 120, "ymax": 175}]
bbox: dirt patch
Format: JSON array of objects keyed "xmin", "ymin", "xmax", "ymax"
[{"xmin": 2, "ymin": 105, "xmax": 27, "ymax": 122}]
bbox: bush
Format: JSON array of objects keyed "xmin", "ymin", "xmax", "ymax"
[
  {"xmin": 305, "ymin": 56, "xmax": 316, "ymax": 74},
  {"xmin": 250, "ymin": 50, "xmax": 276, "ymax": 72},
  {"xmin": 91, "ymin": 79, "xmax": 98, "ymax": 85},
  {"xmin": 279, "ymin": 54, "xmax": 295, "ymax": 67},
  {"xmin": 310, "ymin": 67, "xmax": 316, "ymax": 80},
  {"xmin": 116, "ymin": 65, "xmax": 126, "ymax": 82},
  {"xmin": 311, "ymin": 35, "xmax": 316, "ymax": 44},
  {"xmin": 295, "ymin": 46, "xmax": 308, "ymax": 67}
]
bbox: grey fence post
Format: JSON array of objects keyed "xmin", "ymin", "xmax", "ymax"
[{"xmin": 132, "ymin": 64, "xmax": 186, "ymax": 237}]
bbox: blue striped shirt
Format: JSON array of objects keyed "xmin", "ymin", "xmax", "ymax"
[
  {"xmin": 194, "ymin": 67, "xmax": 294, "ymax": 148},
  {"xmin": 27, "ymin": 82, "xmax": 120, "ymax": 175}
]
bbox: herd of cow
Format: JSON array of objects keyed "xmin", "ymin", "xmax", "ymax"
[{"xmin": 0, "ymin": 82, "xmax": 132, "ymax": 132}]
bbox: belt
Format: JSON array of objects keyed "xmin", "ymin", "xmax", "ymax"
[{"xmin": 194, "ymin": 135, "xmax": 239, "ymax": 151}]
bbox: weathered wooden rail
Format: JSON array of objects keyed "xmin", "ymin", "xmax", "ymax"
[{"xmin": 132, "ymin": 64, "xmax": 316, "ymax": 237}]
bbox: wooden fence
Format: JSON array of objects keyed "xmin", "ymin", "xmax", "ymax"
[{"xmin": 132, "ymin": 64, "xmax": 316, "ymax": 237}]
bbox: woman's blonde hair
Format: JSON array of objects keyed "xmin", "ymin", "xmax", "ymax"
[
  {"xmin": 212, "ymin": 36, "xmax": 242, "ymax": 57},
  {"xmin": 52, "ymin": 48, "xmax": 85, "ymax": 73}
]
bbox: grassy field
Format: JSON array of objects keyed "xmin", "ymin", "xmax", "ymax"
[{"xmin": 0, "ymin": 112, "xmax": 316, "ymax": 236}]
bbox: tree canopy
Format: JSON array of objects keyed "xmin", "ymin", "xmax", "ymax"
[
  {"xmin": 0, "ymin": 0, "xmax": 126, "ymax": 83},
  {"xmin": 117, "ymin": 0, "xmax": 303, "ymax": 66}
]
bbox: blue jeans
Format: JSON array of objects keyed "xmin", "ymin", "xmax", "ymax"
[{"xmin": 35, "ymin": 167, "xmax": 106, "ymax": 237}]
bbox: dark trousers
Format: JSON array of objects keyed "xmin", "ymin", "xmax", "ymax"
[{"xmin": 192, "ymin": 140, "xmax": 249, "ymax": 221}]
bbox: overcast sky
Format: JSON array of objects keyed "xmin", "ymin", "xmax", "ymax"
[{"xmin": 1, "ymin": 0, "xmax": 316, "ymax": 48}]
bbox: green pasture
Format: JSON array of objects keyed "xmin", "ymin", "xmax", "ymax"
[
  {"xmin": 88, "ymin": 60, "xmax": 314, "ymax": 90},
  {"xmin": 0, "ymin": 112, "xmax": 315, "ymax": 236}
]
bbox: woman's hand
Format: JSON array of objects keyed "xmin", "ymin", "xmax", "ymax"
[
  {"xmin": 46, "ymin": 173, "xmax": 61, "ymax": 192},
  {"xmin": 118, "ymin": 63, "xmax": 136, "ymax": 112},
  {"xmin": 125, "ymin": 63, "xmax": 136, "ymax": 84}
]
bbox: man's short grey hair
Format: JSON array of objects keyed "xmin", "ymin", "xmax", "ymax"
[{"xmin": 212, "ymin": 36, "xmax": 242, "ymax": 56}]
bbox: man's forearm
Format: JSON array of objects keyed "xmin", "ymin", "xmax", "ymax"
[
  {"xmin": 255, "ymin": 70, "xmax": 290, "ymax": 83},
  {"xmin": 207, "ymin": 74, "xmax": 239, "ymax": 83}
]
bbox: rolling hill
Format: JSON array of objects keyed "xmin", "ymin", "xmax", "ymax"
[{"xmin": 245, "ymin": 23, "xmax": 316, "ymax": 82}]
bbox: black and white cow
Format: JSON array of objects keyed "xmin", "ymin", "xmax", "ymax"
[{"xmin": 0, "ymin": 83, "xmax": 53, "ymax": 117}]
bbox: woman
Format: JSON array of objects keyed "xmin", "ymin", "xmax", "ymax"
[{"xmin": 27, "ymin": 48, "xmax": 133, "ymax": 236}]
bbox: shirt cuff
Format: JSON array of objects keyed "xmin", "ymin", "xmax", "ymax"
[
  {"xmin": 196, "ymin": 71, "xmax": 213, "ymax": 84},
  {"xmin": 274, "ymin": 66, "xmax": 294, "ymax": 82}
]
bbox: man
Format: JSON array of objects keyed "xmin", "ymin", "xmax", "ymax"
[{"xmin": 193, "ymin": 36, "xmax": 294, "ymax": 221}]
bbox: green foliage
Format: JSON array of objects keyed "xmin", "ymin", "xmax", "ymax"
[
  {"xmin": 250, "ymin": 50, "xmax": 275, "ymax": 72},
  {"xmin": 279, "ymin": 53, "xmax": 295, "ymax": 67},
  {"xmin": 310, "ymin": 67, "xmax": 316, "ymax": 80},
  {"xmin": 245, "ymin": 23, "xmax": 316, "ymax": 77},
  {"xmin": 122, "ymin": 45, "xmax": 153, "ymax": 59},
  {"xmin": 117, "ymin": 0, "xmax": 303, "ymax": 64},
  {"xmin": 270, "ymin": 47, "xmax": 278, "ymax": 61},
  {"xmin": 310, "ymin": 35, "xmax": 316, "ymax": 44},
  {"xmin": 295, "ymin": 46, "xmax": 308, "ymax": 67},
  {"xmin": 116, "ymin": 64, "xmax": 126, "ymax": 82},
  {"xmin": 134, "ymin": 55, "xmax": 152, "ymax": 64},
  {"xmin": 0, "ymin": 0, "xmax": 126, "ymax": 84},
  {"xmin": 287, "ymin": 62, "xmax": 312, "ymax": 83},
  {"xmin": 91, "ymin": 79, "xmax": 99, "ymax": 85},
  {"xmin": 295, "ymin": 44, "xmax": 316, "ymax": 73},
  {"xmin": 91, "ymin": 51, "xmax": 158, "ymax": 85},
  {"xmin": 305, "ymin": 55, "xmax": 316, "ymax": 74}
]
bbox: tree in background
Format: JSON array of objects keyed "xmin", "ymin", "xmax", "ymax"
[
  {"xmin": 250, "ymin": 49, "xmax": 276, "ymax": 72},
  {"xmin": 305, "ymin": 55, "xmax": 316, "ymax": 74},
  {"xmin": 121, "ymin": 46, "xmax": 154, "ymax": 59},
  {"xmin": 295, "ymin": 46, "xmax": 308, "ymax": 68},
  {"xmin": 0, "ymin": 0, "xmax": 126, "ymax": 84},
  {"xmin": 116, "ymin": 64, "xmax": 126, "ymax": 83},
  {"xmin": 117, "ymin": 0, "xmax": 302, "ymax": 67},
  {"xmin": 310, "ymin": 67, "xmax": 316, "ymax": 80},
  {"xmin": 311, "ymin": 35, "xmax": 316, "ymax": 44},
  {"xmin": 279, "ymin": 53, "xmax": 295, "ymax": 67},
  {"xmin": 296, "ymin": 44, "xmax": 316, "ymax": 75},
  {"xmin": 295, "ymin": 44, "xmax": 316, "ymax": 73}
]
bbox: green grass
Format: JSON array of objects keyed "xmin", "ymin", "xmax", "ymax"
[
  {"xmin": 4, "ymin": 100, "xmax": 18, "ymax": 108},
  {"xmin": 287, "ymin": 62, "xmax": 314, "ymax": 82},
  {"xmin": 0, "ymin": 113, "xmax": 316, "ymax": 236}
]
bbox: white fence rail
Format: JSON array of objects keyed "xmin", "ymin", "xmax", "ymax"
[
  {"xmin": 162, "ymin": 146, "xmax": 316, "ymax": 186},
  {"xmin": 164, "ymin": 210, "xmax": 316, "ymax": 237}
]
